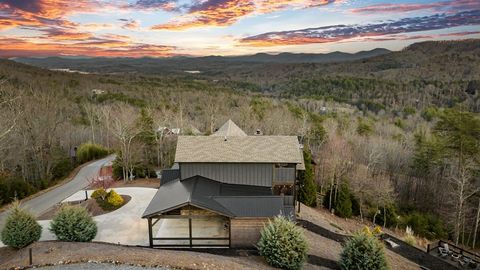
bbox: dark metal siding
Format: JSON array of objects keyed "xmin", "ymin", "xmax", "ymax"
[
  {"xmin": 161, "ymin": 169, "xmax": 180, "ymax": 185},
  {"xmin": 180, "ymin": 163, "xmax": 273, "ymax": 187},
  {"xmin": 274, "ymin": 167, "xmax": 295, "ymax": 182}
]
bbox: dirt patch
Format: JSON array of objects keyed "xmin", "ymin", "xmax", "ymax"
[
  {"xmin": 37, "ymin": 195, "xmax": 131, "ymax": 220},
  {"xmin": 90, "ymin": 179, "xmax": 159, "ymax": 189},
  {"xmin": 299, "ymin": 205, "xmax": 421, "ymax": 270},
  {"xmin": 0, "ymin": 241, "xmax": 275, "ymax": 270}
]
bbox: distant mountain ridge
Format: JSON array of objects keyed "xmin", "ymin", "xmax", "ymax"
[
  {"xmin": 200, "ymin": 48, "xmax": 391, "ymax": 63},
  {"xmin": 12, "ymin": 48, "xmax": 391, "ymax": 71}
]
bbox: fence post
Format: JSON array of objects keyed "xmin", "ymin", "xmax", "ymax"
[
  {"xmin": 427, "ymin": 244, "xmax": 430, "ymax": 253},
  {"xmin": 29, "ymin": 248, "xmax": 32, "ymax": 265},
  {"xmin": 85, "ymin": 190, "xmax": 88, "ymax": 201}
]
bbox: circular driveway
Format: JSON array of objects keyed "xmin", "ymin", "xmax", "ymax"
[{"xmin": 38, "ymin": 187, "xmax": 157, "ymax": 246}]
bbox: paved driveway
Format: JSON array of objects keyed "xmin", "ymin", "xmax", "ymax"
[
  {"xmin": 0, "ymin": 155, "xmax": 115, "ymax": 235},
  {"xmin": 38, "ymin": 187, "xmax": 157, "ymax": 246}
]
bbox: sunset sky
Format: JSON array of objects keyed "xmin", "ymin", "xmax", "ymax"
[{"xmin": 0, "ymin": 0, "xmax": 479, "ymax": 57}]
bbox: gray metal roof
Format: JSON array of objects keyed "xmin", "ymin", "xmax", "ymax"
[
  {"xmin": 212, "ymin": 120, "xmax": 247, "ymax": 137},
  {"xmin": 142, "ymin": 176, "xmax": 284, "ymax": 218},
  {"xmin": 214, "ymin": 196, "xmax": 284, "ymax": 217},
  {"xmin": 174, "ymin": 135, "xmax": 303, "ymax": 163}
]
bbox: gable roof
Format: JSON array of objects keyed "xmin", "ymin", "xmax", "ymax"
[
  {"xmin": 175, "ymin": 135, "xmax": 303, "ymax": 163},
  {"xmin": 212, "ymin": 119, "xmax": 247, "ymax": 137},
  {"xmin": 142, "ymin": 176, "xmax": 284, "ymax": 218}
]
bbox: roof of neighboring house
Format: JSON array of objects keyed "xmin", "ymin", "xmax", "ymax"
[
  {"xmin": 212, "ymin": 119, "xmax": 247, "ymax": 137},
  {"xmin": 142, "ymin": 176, "xmax": 284, "ymax": 218},
  {"xmin": 174, "ymin": 135, "xmax": 303, "ymax": 164}
]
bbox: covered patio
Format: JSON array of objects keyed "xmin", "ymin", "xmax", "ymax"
[
  {"xmin": 147, "ymin": 205, "xmax": 230, "ymax": 247},
  {"xmin": 142, "ymin": 175, "xmax": 286, "ymax": 248}
]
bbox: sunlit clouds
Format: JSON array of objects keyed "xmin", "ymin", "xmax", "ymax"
[
  {"xmin": 0, "ymin": 0, "xmax": 479, "ymax": 57},
  {"xmin": 240, "ymin": 10, "xmax": 480, "ymax": 46}
]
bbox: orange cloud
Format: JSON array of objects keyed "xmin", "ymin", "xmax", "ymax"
[
  {"xmin": 351, "ymin": 0, "xmax": 480, "ymax": 14},
  {"xmin": 120, "ymin": 19, "xmax": 140, "ymax": 29},
  {"xmin": 257, "ymin": 0, "xmax": 335, "ymax": 13},
  {"xmin": 152, "ymin": 0, "xmax": 340, "ymax": 30},
  {"xmin": 0, "ymin": 36, "xmax": 177, "ymax": 58},
  {"xmin": 0, "ymin": 0, "xmax": 98, "ymax": 30},
  {"xmin": 153, "ymin": 0, "xmax": 256, "ymax": 30}
]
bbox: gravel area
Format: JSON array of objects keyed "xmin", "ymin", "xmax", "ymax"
[
  {"xmin": 37, "ymin": 263, "xmax": 170, "ymax": 270},
  {"xmin": 298, "ymin": 204, "xmax": 421, "ymax": 270},
  {"xmin": 0, "ymin": 241, "xmax": 275, "ymax": 270}
]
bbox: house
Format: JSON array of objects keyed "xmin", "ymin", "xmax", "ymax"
[
  {"xmin": 142, "ymin": 120, "xmax": 304, "ymax": 248},
  {"xmin": 157, "ymin": 125, "xmax": 202, "ymax": 136}
]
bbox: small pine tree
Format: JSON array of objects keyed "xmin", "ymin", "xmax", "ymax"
[
  {"xmin": 258, "ymin": 216, "xmax": 308, "ymax": 270},
  {"xmin": 49, "ymin": 205, "xmax": 97, "ymax": 242},
  {"xmin": 1, "ymin": 202, "xmax": 42, "ymax": 249},
  {"xmin": 335, "ymin": 184, "xmax": 353, "ymax": 218},
  {"xmin": 340, "ymin": 231, "xmax": 390, "ymax": 270},
  {"xmin": 298, "ymin": 147, "xmax": 317, "ymax": 207}
]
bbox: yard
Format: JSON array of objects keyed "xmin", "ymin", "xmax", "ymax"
[
  {"xmin": 1, "ymin": 180, "xmax": 433, "ymax": 269},
  {"xmin": 35, "ymin": 187, "xmax": 157, "ymax": 245}
]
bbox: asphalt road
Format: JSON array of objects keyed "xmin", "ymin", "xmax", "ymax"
[{"xmin": 0, "ymin": 155, "xmax": 115, "ymax": 232}]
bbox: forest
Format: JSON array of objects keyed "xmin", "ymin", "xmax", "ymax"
[{"xmin": 1, "ymin": 39, "xmax": 480, "ymax": 249}]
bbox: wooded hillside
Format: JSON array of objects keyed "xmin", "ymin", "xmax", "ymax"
[{"xmin": 1, "ymin": 39, "xmax": 480, "ymax": 250}]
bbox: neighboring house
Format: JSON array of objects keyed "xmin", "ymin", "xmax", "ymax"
[
  {"xmin": 91, "ymin": 89, "xmax": 105, "ymax": 95},
  {"xmin": 157, "ymin": 125, "xmax": 202, "ymax": 136},
  {"xmin": 142, "ymin": 120, "xmax": 304, "ymax": 248}
]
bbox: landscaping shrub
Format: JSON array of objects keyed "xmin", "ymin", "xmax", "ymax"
[
  {"xmin": 91, "ymin": 188, "xmax": 107, "ymax": 200},
  {"xmin": 76, "ymin": 143, "xmax": 109, "ymax": 164},
  {"xmin": 106, "ymin": 190, "xmax": 124, "ymax": 207},
  {"xmin": 49, "ymin": 205, "xmax": 97, "ymax": 242},
  {"xmin": 1, "ymin": 203, "xmax": 42, "ymax": 248},
  {"xmin": 257, "ymin": 216, "xmax": 308, "ymax": 270},
  {"xmin": 403, "ymin": 226, "xmax": 417, "ymax": 246},
  {"xmin": 339, "ymin": 229, "xmax": 389, "ymax": 270},
  {"xmin": 93, "ymin": 189, "xmax": 124, "ymax": 211}
]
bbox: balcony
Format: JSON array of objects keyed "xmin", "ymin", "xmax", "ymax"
[{"xmin": 274, "ymin": 167, "xmax": 295, "ymax": 183}]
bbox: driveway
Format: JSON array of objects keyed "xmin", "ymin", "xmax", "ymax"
[
  {"xmin": 0, "ymin": 155, "xmax": 115, "ymax": 235},
  {"xmin": 37, "ymin": 187, "xmax": 157, "ymax": 246}
]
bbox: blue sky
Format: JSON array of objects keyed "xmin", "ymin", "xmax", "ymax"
[{"xmin": 0, "ymin": 0, "xmax": 479, "ymax": 57}]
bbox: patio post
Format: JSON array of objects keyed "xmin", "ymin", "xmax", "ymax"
[
  {"xmin": 189, "ymin": 217, "xmax": 192, "ymax": 248},
  {"xmin": 148, "ymin": 217, "xmax": 153, "ymax": 247}
]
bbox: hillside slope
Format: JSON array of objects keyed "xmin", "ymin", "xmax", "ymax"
[{"xmin": 11, "ymin": 40, "xmax": 480, "ymax": 112}]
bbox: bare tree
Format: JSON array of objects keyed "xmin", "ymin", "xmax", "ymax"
[
  {"xmin": 102, "ymin": 104, "xmax": 140, "ymax": 181},
  {"xmin": 82, "ymin": 102, "xmax": 99, "ymax": 144},
  {"xmin": 472, "ymin": 198, "xmax": 480, "ymax": 249},
  {"xmin": 448, "ymin": 158, "xmax": 480, "ymax": 245}
]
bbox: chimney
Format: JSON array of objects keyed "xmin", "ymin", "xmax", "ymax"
[{"xmin": 224, "ymin": 136, "xmax": 227, "ymax": 141}]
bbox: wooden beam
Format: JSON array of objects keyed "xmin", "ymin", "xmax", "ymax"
[
  {"xmin": 152, "ymin": 217, "xmax": 161, "ymax": 226},
  {"xmin": 188, "ymin": 218, "xmax": 192, "ymax": 248},
  {"xmin": 228, "ymin": 218, "xmax": 232, "ymax": 248},
  {"xmin": 148, "ymin": 218, "xmax": 153, "ymax": 247},
  {"xmin": 150, "ymin": 214, "xmax": 224, "ymax": 219},
  {"xmin": 153, "ymin": 237, "xmax": 229, "ymax": 240}
]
